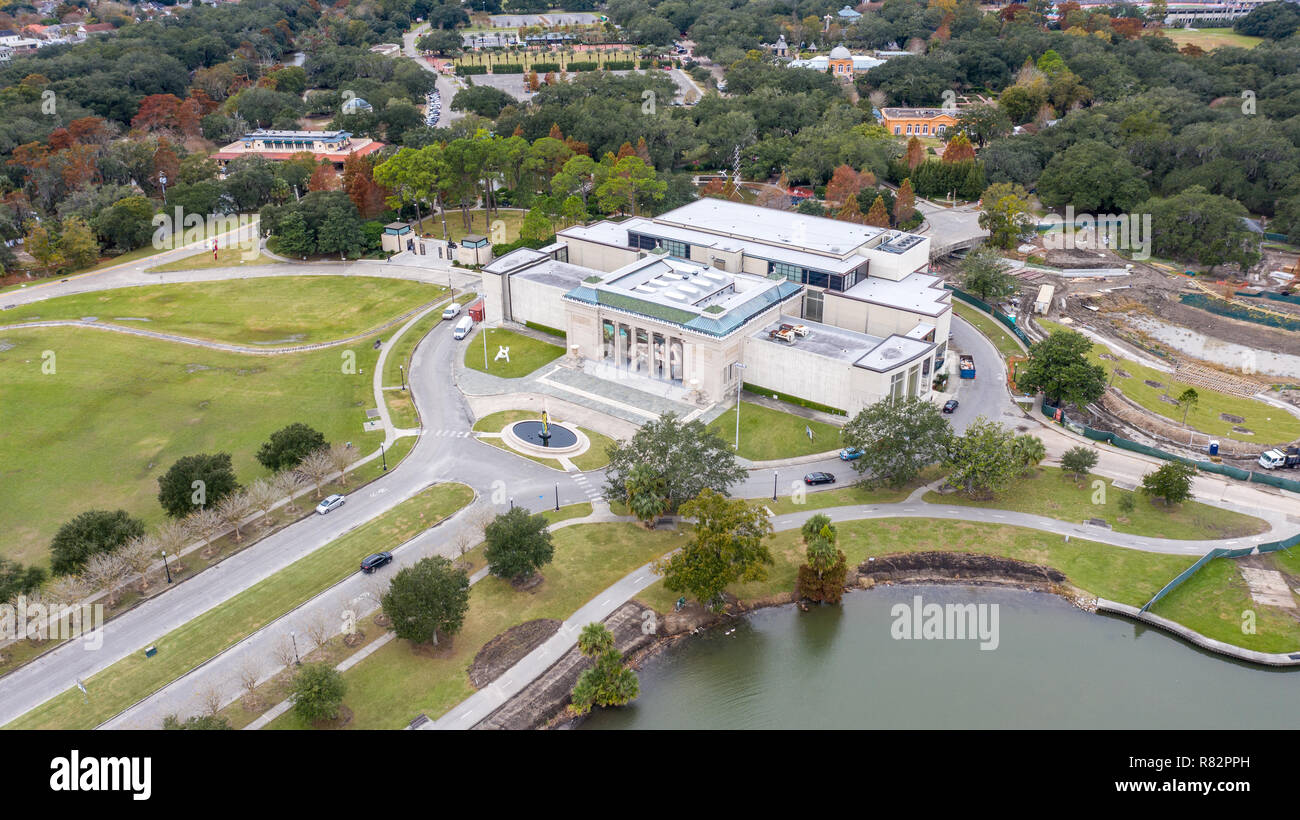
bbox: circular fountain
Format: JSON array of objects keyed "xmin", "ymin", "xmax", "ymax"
[{"xmin": 502, "ymin": 417, "xmax": 588, "ymax": 457}]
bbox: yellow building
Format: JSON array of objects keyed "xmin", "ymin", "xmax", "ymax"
[{"xmin": 879, "ymin": 107, "xmax": 958, "ymax": 138}]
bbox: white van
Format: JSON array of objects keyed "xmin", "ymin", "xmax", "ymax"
[
  {"xmin": 442, "ymin": 302, "xmax": 462, "ymax": 319},
  {"xmin": 453, "ymin": 314, "xmax": 474, "ymax": 340}
]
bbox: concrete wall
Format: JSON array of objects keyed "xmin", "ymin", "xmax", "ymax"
[
  {"xmin": 860, "ymin": 240, "xmax": 929, "ymax": 281},
  {"xmin": 742, "ymin": 336, "xmax": 857, "ymax": 412},
  {"xmin": 510, "ymin": 276, "xmax": 569, "ymax": 331},
  {"xmin": 564, "ymin": 237, "xmax": 638, "ymax": 272}
]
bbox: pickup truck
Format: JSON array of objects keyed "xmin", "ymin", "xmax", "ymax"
[
  {"xmin": 1259, "ymin": 447, "xmax": 1300, "ymax": 469},
  {"xmin": 959, "ymin": 355, "xmax": 976, "ymax": 379}
]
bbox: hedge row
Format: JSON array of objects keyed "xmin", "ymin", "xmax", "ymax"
[
  {"xmin": 566, "ymin": 61, "xmax": 600, "ymax": 72},
  {"xmin": 492, "ymin": 64, "xmax": 524, "ymax": 74},
  {"xmin": 531, "ymin": 61, "xmax": 561, "ymax": 73},
  {"xmin": 455, "ymin": 65, "xmax": 487, "ymax": 76},
  {"xmin": 525, "ymin": 320, "xmax": 567, "ymax": 338},
  {"xmin": 742, "ymin": 383, "xmax": 848, "ymax": 417}
]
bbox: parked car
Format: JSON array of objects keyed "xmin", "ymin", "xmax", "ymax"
[
  {"xmin": 315, "ymin": 494, "xmax": 346, "ymax": 514},
  {"xmin": 360, "ymin": 552, "xmax": 393, "ymax": 573},
  {"xmin": 453, "ymin": 314, "xmax": 475, "ymax": 340},
  {"xmin": 943, "ymin": 399, "xmax": 959, "ymax": 414},
  {"xmin": 803, "ymin": 472, "xmax": 836, "ymax": 485},
  {"xmin": 839, "ymin": 447, "xmax": 862, "ymax": 461},
  {"xmin": 442, "ymin": 302, "xmax": 462, "ymax": 319}
]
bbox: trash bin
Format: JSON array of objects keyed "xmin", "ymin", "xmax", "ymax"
[{"xmin": 1209, "ymin": 440, "xmax": 1220, "ymax": 456}]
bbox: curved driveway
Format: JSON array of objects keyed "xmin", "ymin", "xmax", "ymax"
[{"xmin": 3, "ymin": 257, "xmax": 1298, "ymax": 728}]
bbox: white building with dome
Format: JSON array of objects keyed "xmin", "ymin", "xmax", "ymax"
[{"xmin": 788, "ymin": 45, "xmax": 883, "ymax": 77}]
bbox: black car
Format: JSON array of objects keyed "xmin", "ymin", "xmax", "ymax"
[
  {"xmin": 943, "ymin": 399, "xmax": 959, "ymax": 414},
  {"xmin": 360, "ymin": 552, "xmax": 393, "ymax": 573},
  {"xmin": 803, "ymin": 472, "xmax": 836, "ymax": 485}
]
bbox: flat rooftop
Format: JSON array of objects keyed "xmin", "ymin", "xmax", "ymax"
[
  {"xmin": 653, "ymin": 199, "xmax": 891, "ymax": 257},
  {"xmin": 840, "ymin": 270, "xmax": 951, "ymax": 316},
  {"xmin": 751, "ymin": 315, "xmax": 934, "ymax": 371}
]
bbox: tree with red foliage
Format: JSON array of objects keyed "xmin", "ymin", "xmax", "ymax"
[
  {"xmin": 825, "ymin": 164, "xmax": 866, "ymax": 205},
  {"xmin": 308, "ymin": 161, "xmax": 341, "ymax": 192},
  {"xmin": 941, "ymin": 132, "xmax": 976, "ymax": 163},
  {"xmin": 132, "ymin": 94, "xmax": 184, "ymax": 133},
  {"xmin": 67, "ymin": 117, "xmax": 111, "ymax": 145},
  {"xmin": 906, "ymin": 136, "xmax": 926, "ymax": 171},
  {"xmin": 342, "ymin": 154, "xmax": 389, "ymax": 219}
]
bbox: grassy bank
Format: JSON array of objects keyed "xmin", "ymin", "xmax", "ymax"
[
  {"xmin": 464, "ymin": 327, "xmax": 564, "ymax": 379},
  {"xmin": 954, "ymin": 301, "xmax": 1025, "ymax": 359},
  {"xmin": 922, "ymin": 466, "xmax": 1268, "ymax": 540}
]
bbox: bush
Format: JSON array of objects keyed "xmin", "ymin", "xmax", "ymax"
[
  {"xmin": 50, "ymin": 510, "xmax": 145, "ymax": 576},
  {"xmin": 525, "ymin": 320, "xmax": 566, "ymax": 338},
  {"xmin": 532, "ymin": 61, "xmax": 561, "ymax": 73},
  {"xmin": 455, "ymin": 64, "xmax": 487, "ymax": 76},
  {"xmin": 567, "ymin": 61, "xmax": 599, "ymax": 72},
  {"xmin": 257, "ymin": 423, "xmax": 327, "ymax": 472},
  {"xmin": 157, "ymin": 453, "xmax": 241, "ymax": 518},
  {"xmin": 491, "ymin": 63, "xmax": 524, "ymax": 74},
  {"xmin": 290, "ymin": 662, "xmax": 347, "ymax": 723}
]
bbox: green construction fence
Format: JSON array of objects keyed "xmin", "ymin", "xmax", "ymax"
[{"xmin": 945, "ymin": 285, "xmax": 1033, "ymax": 347}]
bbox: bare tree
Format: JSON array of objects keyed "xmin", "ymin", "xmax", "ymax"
[
  {"xmin": 45, "ymin": 573, "xmax": 89, "ymax": 606},
  {"xmin": 118, "ymin": 535, "xmax": 159, "ymax": 591},
  {"xmin": 153, "ymin": 518, "xmax": 190, "ymax": 562},
  {"xmin": 324, "ymin": 442, "xmax": 354, "ymax": 487},
  {"xmin": 82, "ymin": 553, "xmax": 129, "ymax": 608},
  {"xmin": 271, "ymin": 636, "xmax": 297, "ymax": 671},
  {"xmin": 185, "ymin": 507, "xmax": 225, "ymax": 559},
  {"xmin": 296, "ymin": 448, "xmax": 334, "ymax": 499},
  {"xmin": 245, "ymin": 478, "xmax": 279, "ymax": 528},
  {"xmin": 237, "ymin": 658, "xmax": 262, "ymax": 708},
  {"xmin": 197, "ymin": 684, "xmax": 225, "ymax": 717},
  {"xmin": 216, "ymin": 490, "xmax": 253, "ymax": 543},
  {"xmin": 272, "ymin": 470, "xmax": 307, "ymax": 513},
  {"xmin": 302, "ymin": 611, "xmax": 333, "ymax": 653}
]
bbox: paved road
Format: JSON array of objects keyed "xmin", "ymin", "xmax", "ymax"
[{"xmin": 5, "ymin": 257, "xmax": 1297, "ymax": 727}]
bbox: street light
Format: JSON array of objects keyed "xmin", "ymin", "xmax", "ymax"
[
  {"xmin": 554, "ymin": 484, "xmax": 560, "ymax": 511},
  {"xmin": 733, "ymin": 363, "xmax": 747, "ymax": 451},
  {"xmin": 773, "ymin": 470, "xmax": 778, "ymax": 502},
  {"xmin": 289, "ymin": 631, "xmax": 301, "ymax": 666},
  {"xmin": 381, "ymin": 442, "xmax": 388, "ymax": 472},
  {"xmin": 161, "ymin": 551, "xmax": 172, "ymax": 584},
  {"xmin": 509, "ymin": 496, "xmax": 514, "ymax": 511},
  {"xmin": 399, "ymin": 363, "xmax": 406, "ymax": 391}
]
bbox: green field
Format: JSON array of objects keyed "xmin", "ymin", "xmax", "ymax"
[
  {"xmin": 1, "ymin": 277, "xmax": 443, "ymax": 345},
  {"xmin": 0, "ymin": 328, "xmax": 385, "ymax": 565},
  {"xmin": 266, "ymin": 521, "xmax": 682, "ymax": 729},
  {"xmin": 1163, "ymin": 27, "xmax": 1263, "ymax": 51},
  {"xmin": 5, "ymin": 483, "xmax": 475, "ymax": 730},
  {"xmin": 1039, "ymin": 319, "xmax": 1300, "ymax": 443},
  {"xmin": 922, "ymin": 466, "xmax": 1268, "ymax": 540},
  {"xmin": 464, "ymin": 327, "xmax": 565, "ymax": 379},
  {"xmin": 707, "ymin": 401, "xmax": 843, "ymax": 461},
  {"xmin": 146, "ymin": 247, "xmax": 276, "ymax": 271}
]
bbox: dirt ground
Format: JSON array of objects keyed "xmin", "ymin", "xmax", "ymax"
[{"xmin": 468, "ymin": 618, "xmax": 561, "ymax": 689}]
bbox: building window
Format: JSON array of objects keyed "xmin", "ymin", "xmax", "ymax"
[
  {"xmin": 602, "ymin": 319, "xmax": 616, "ymax": 361},
  {"xmin": 906, "ymin": 124, "xmax": 912, "ymax": 134},
  {"xmin": 770, "ymin": 261, "xmax": 802, "ymax": 283},
  {"xmin": 889, "ymin": 371, "xmax": 906, "ymax": 400},
  {"xmin": 661, "ymin": 238, "xmax": 687, "ymax": 258},
  {"xmin": 908, "ymin": 364, "xmax": 920, "ymax": 396},
  {"xmin": 894, "ymin": 126, "xmax": 901, "ymax": 135},
  {"xmin": 934, "ymin": 341, "xmax": 947, "ymax": 364},
  {"xmin": 936, "ymin": 125, "xmax": 946, "ymax": 136},
  {"xmin": 803, "ymin": 290, "xmax": 824, "ymax": 323}
]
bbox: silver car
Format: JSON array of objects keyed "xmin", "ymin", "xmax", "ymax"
[{"xmin": 315, "ymin": 494, "xmax": 345, "ymax": 514}]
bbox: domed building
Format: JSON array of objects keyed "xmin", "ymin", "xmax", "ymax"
[{"xmin": 787, "ymin": 45, "xmax": 883, "ymax": 78}]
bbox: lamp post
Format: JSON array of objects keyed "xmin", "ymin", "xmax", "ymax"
[
  {"xmin": 483, "ymin": 323, "xmax": 489, "ymax": 369},
  {"xmin": 733, "ymin": 363, "xmax": 747, "ymax": 451},
  {"xmin": 161, "ymin": 551, "xmax": 172, "ymax": 584},
  {"xmin": 289, "ymin": 631, "xmax": 301, "ymax": 666},
  {"xmin": 509, "ymin": 496, "xmax": 514, "ymax": 511},
  {"xmin": 381, "ymin": 442, "xmax": 387, "ymax": 471},
  {"xmin": 399, "ymin": 363, "xmax": 406, "ymax": 391},
  {"xmin": 554, "ymin": 484, "xmax": 560, "ymax": 511},
  {"xmin": 773, "ymin": 470, "xmax": 778, "ymax": 502}
]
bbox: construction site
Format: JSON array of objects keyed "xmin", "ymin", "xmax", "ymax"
[{"xmin": 935, "ymin": 234, "xmax": 1300, "ymax": 469}]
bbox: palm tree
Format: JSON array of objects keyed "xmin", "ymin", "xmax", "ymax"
[
  {"xmin": 577, "ymin": 622, "xmax": 615, "ymax": 658},
  {"xmin": 624, "ymin": 463, "xmax": 666, "ymax": 528}
]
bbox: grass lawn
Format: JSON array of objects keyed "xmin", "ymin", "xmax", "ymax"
[
  {"xmin": 634, "ymin": 517, "xmax": 1300, "ymax": 651},
  {"xmin": 0, "ymin": 328, "xmax": 387, "ymax": 565},
  {"xmin": 415, "ymin": 209, "xmax": 524, "ymax": 244},
  {"xmin": 1148, "ymin": 555, "xmax": 1300, "ymax": 654},
  {"xmin": 146, "ymin": 247, "xmax": 276, "ymax": 271},
  {"xmin": 384, "ymin": 390, "xmax": 419, "ymax": 429},
  {"xmin": 1, "ymin": 277, "xmax": 444, "ymax": 346},
  {"xmin": 5, "ymin": 482, "xmax": 475, "ymax": 730},
  {"xmin": 1039, "ymin": 319, "xmax": 1300, "ymax": 442},
  {"xmin": 1163, "ymin": 27, "xmax": 1263, "ymax": 51},
  {"xmin": 472, "ymin": 409, "xmax": 616, "ymax": 471},
  {"xmin": 954, "ymin": 301, "xmax": 1026, "ymax": 359},
  {"xmin": 922, "ymin": 466, "xmax": 1268, "ymax": 540},
  {"xmin": 464, "ymin": 327, "xmax": 564, "ymax": 379},
  {"xmin": 707, "ymin": 401, "xmax": 843, "ymax": 461},
  {"xmin": 266, "ymin": 521, "xmax": 684, "ymax": 729}
]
